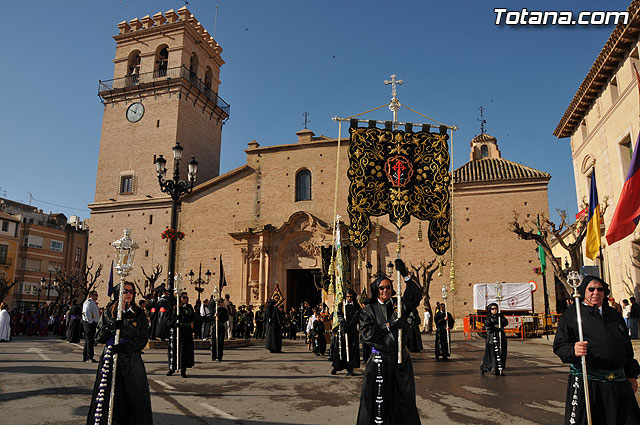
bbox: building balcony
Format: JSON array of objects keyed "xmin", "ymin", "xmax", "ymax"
[{"xmin": 98, "ymin": 66, "xmax": 230, "ymax": 117}]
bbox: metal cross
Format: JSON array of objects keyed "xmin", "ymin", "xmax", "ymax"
[
  {"xmin": 478, "ymin": 106, "xmax": 487, "ymax": 134},
  {"xmin": 384, "ymin": 74, "xmax": 403, "ymax": 120}
]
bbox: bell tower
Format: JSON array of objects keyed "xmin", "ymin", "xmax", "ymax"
[{"xmin": 87, "ymin": 7, "xmax": 229, "ymax": 287}]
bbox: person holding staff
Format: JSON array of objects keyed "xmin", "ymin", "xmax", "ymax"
[{"xmin": 553, "ymin": 275, "xmax": 640, "ymax": 425}]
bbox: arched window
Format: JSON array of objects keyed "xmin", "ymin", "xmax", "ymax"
[
  {"xmin": 189, "ymin": 53, "xmax": 199, "ymax": 83},
  {"xmin": 204, "ymin": 66, "xmax": 213, "ymax": 90},
  {"xmin": 155, "ymin": 45, "xmax": 169, "ymax": 78},
  {"xmin": 127, "ymin": 51, "xmax": 141, "ymax": 86},
  {"xmin": 480, "ymin": 145, "xmax": 489, "ymax": 158},
  {"xmin": 295, "ymin": 170, "xmax": 312, "ymax": 201}
]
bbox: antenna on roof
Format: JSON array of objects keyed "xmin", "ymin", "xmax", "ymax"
[
  {"xmin": 478, "ymin": 106, "xmax": 487, "ymax": 134},
  {"xmin": 213, "ymin": 4, "xmax": 219, "ymax": 39},
  {"xmin": 302, "ymin": 112, "xmax": 311, "ymax": 129}
]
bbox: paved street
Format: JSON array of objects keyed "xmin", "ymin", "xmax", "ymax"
[{"xmin": 1, "ymin": 333, "xmax": 638, "ymax": 425}]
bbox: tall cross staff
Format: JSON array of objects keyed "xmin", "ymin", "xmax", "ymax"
[
  {"xmin": 106, "ymin": 229, "xmax": 138, "ymax": 425},
  {"xmin": 384, "ymin": 74, "xmax": 405, "ymax": 364},
  {"xmin": 384, "ymin": 74, "xmax": 403, "ymax": 125},
  {"xmin": 568, "ymin": 271, "xmax": 593, "ymax": 425}
]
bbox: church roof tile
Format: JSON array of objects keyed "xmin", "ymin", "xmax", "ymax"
[{"xmin": 453, "ymin": 158, "xmax": 550, "ymax": 183}]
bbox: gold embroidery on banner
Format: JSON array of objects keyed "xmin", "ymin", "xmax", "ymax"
[{"xmin": 347, "ymin": 126, "xmax": 451, "ymax": 255}]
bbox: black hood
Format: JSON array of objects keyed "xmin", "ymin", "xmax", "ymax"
[{"xmin": 578, "ymin": 275, "xmax": 610, "ymax": 300}]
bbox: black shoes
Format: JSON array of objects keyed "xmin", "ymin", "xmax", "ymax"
[
  {"xmin": 330, "ymin": 368, "xmax": 337, "ymax": 375},
  {"xmin": 347, "ymin": 370, "xmax": 354, "ymax": 376},
  {"xmin": 180, "ymin": 370, "xmax": 187, "ymax": 378},
  {"xmin": 166, "ymin": 370, "xmax": 174, "ymax": 376}
]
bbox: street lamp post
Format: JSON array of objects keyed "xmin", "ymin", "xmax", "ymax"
[
  {"xmin": 188, "ymin": 263, "xmax": 212, "ymax": 302},
  {"xmin": 40, "ymin": 271, "xmax": 59, "ymax": 306},
  {"xmin": 365, "ymin": 261, "xmax": 373, "ymax": 282},
  {"xmin": 155, "ymin": 142, "xmax": 199, "ymax": 295}
]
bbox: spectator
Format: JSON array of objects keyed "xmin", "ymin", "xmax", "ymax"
[
  {"xmin": 623, "ymin": 299, "xmax": 631, "ymax": 329},
  {"xmin": 630, "ymin": 296, "xmax": 639, "ymax": 339}
]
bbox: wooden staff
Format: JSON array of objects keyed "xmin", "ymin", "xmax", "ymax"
[
  {"xmin": 442, "ymin": 285, "xmax": 450, "ymax": 356},
  {"xmin": 495, "ymin": 282, "xmax": 504, "ymax": 375}
]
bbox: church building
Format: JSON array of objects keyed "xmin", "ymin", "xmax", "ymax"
[{"xmin": 88, "ymin": 7, "xmax": 554, "ymax": 319}]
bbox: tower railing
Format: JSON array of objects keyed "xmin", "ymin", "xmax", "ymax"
[{"xmin": 98, "ymin": 66, "xmax": 230, "ymax": 116}]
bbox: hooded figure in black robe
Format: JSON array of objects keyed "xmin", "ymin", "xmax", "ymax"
[
  {"xmin": 254, "ymin": 305, "xmax": 265, "ymax": 339},
  {"xmin": 154, "ymin": 290, "xmax": 173, "ymax": 341},
  {"xmin": 264, "ymin": 300, "xmax": 283, "ymax": 353},
  {"xmin": 311, "ymin": 312, "xmax": 326, "ymax": 356},
  {"xmin": 67, "ymin": 299, "xmax": 82, "ymax": 343},
  {"xmin": 356, "ymin": 259, "xmax": 422, "ymax": 425},
  {"xmin": 480, "ymin": 302, "xmax": 508, "ymax": 375},
  {"xmin": 434, "ymin": 305, "xmax": 454, "ymax": 360},
  {"xmin": 407, "ymin": 308, "xmax": 423, "ymax": 353},
  {"xmin": 167, "ymin": 293, "xmax": 194, "ymax": 378},
  {"xmin": 331, "ymin": 290, "xmax": 361, "ymax": 375},
  {"xmin": 553, "ymin": 275, "xmax": 640, "ymax": 425},
  {"xmin": 211, "ymin": 300, "xmax": 228, "ymax": 361},
  {"xmin": 87, "ymin": 282, "xmax": 152, "ymax": 425}
]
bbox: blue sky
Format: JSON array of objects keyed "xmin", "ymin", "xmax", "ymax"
[{"xmin": 0, "ymin": 1, "xmax": 632, "ymax": 221}]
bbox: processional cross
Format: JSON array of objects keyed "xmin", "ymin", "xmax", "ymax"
[{"xmin": 384, "ymin": 74, "xmax": 403, "ymax": 122}]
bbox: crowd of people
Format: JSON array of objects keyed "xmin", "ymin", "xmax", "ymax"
[{"xmin": 2, "ymin": 264, "xmax": 640, "ymax": 425}]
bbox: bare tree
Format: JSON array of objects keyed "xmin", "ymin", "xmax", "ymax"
[
  {"xmin": 509, "ymin": 198, "xmax": 608, "ymax": 293},
  {"xmin": 410, "ymin": 258, "xmax": 446, "ymax": 333},
  {"xmin": 0, "ymin": 276, "xmax": 18, "ymax": 304},
  {"xmin": 54, "ymin": 262, "xmax": 103, "ymax": 303},
  {"xmin": 139, "ymin": 264, "xmax": 163, "ymax": 298}
]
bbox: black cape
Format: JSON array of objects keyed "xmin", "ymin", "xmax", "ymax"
[
  {"xmin": 480, "ymin": 313, "xmax": 508, "ymax": 374},
  {"xmin": 175, "ymin": 303, "xmax": 195, "ymax": 370},
  {"xmin": 67, "ymin": 303, "xmax": 82, "ymax": 343},
  {"xmin": 434, "ymin": 310, "xmax": 454, "ymax": 359},
  {"xmin": 154, "ymin": 295, "xmax": 173, "ymax": 339},
  {"xmin": 264, "ymin": 302, "xmax": 283, "ymax": 353},
  {"xmin": 356, "ymin": 279, "xmax": 423, "ymax": 425},
  {"xmin": 407, "ymin": 309, "xmax": 423, "ymax": 353},
  {"xmin": 87, "ymin": 302, "xmax": 152, "ymax": 425},
  {"xmin": 553, "ymin": 302, "xmax": 640, "ymax": 424},
  {"xmin": 211, "ymin": 306, "xmax": 228, "ymax": 361},
  {"xmin": 331, "ymin": 302, "xmax": 361, "ymax": 371},
  {"xmin": 311, "ymin": 318, "xmax": 326, "ymax": 355}
]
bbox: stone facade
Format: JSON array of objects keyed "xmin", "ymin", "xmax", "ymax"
[
  {"xmin": 555, "ymin": 1, "xmax": 640, "ymax": 299},
  {"xmin": 88, "ymin": 8, "xmax": 555, "ymax": 321}
]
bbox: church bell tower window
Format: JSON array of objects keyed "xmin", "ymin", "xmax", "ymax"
[{"xmin": 481, "ymin": 145, "xmax": 489, "ymax": 158}]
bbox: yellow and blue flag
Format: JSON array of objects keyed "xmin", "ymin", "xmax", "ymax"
[{"xmin": 585, "ymin": 171, "xmax": 601, "ymax": 260}]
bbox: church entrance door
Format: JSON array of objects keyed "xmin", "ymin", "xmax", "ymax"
[{"xmin": 286, "ymin": 269, "xmax": 321, "ymax": 310}]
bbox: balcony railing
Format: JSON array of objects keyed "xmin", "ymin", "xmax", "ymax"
[{"xmin": 98, "ymin": 66, "xmax": 230, "ymax": 116}]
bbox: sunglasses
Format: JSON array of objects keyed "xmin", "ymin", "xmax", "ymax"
[
  {"xmin": 181, "ymin": 296, "xmax": 189, "ymax": 299},
  {"xmin": 378, "ymin": 285, "xmax": 392, "ymax": 291},
  {"xmin": 122, "ymin": 289, "xmax": 136, "ymax": 295},
  {"xmin": 587, "ymin": 287, "xmax": 605, "ymax": 293}
]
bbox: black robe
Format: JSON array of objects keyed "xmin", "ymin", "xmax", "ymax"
[
  {"xmin": 67, "ymin": 303, "xmax": 82, "ymax": 343},
  {"xmin": 331, "ymin": 302, "xmax": 361, "ymax": 371},
  {"xmin": 312, "ymin": 318, "xmax": 326, "ymax": 355},
  {"xmin": 254, "ymin": 310, "xmax": 265, "ymax": 339},
  {"xmin": 211, "ymin": 306, "xmax": 228, "ymax": 361},
  {"xmin": 407, "ymin": 309, "xmax": 423, "ymax": 353},
  {"xmin": 264, "ymin": 302, "xmax": 283, "ymax": 353},
  {"xmin": 174, "ymin": 303, "xmax": 195, "ymax": 370},
  {"xmin": 87, "ymin": 302, "xmax": 152, "ymax": 425},
  {"xmin": 154, "ymin": 295, "xmax": 173, "ymax": 340},
  {"xmin": 434, "ymin": 311, "xmax": 454, "ymax": 359},
  {"xmin": 480, "ymin": 314, "xmax": 508, "ymax": 375},
  {"xmin": 553, "ymin": 302, "xmax": 640, "ymax": 425},
  {"xmin": 356, "ymin": 279, "xmax": 422, "ymax": 425}
]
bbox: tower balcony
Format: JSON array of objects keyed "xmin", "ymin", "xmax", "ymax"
[{"xmin": 98, "ymin": 65, "xmax": 230, "ymax": 118}]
